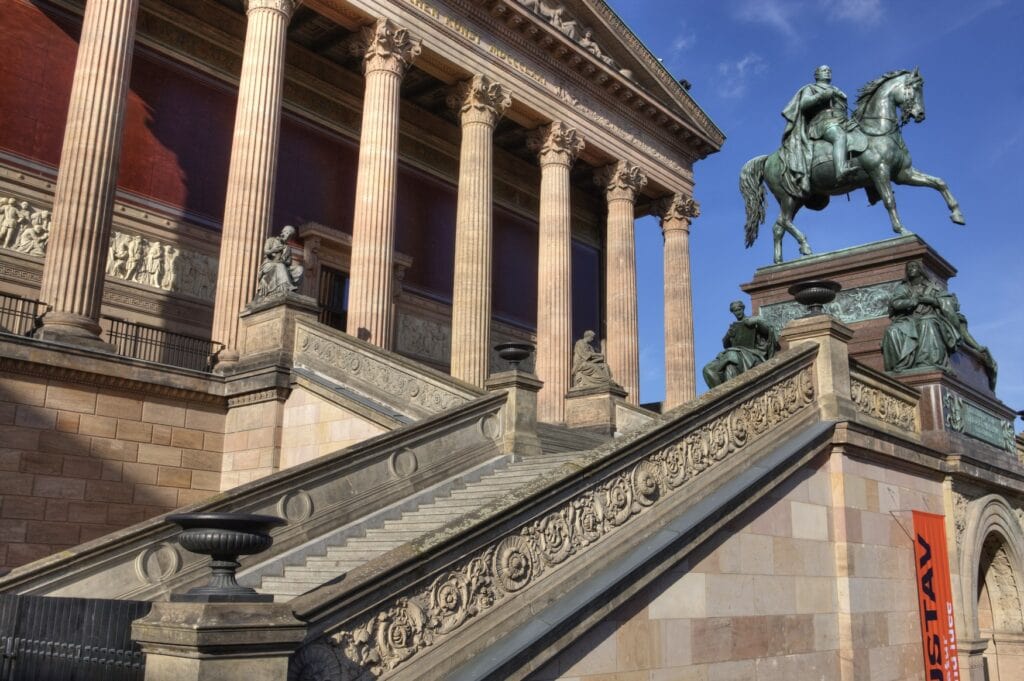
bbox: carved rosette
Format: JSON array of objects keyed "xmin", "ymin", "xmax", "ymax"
[
  {"xmin": 527, "ymin": 121, "xmax": 584, "ymax": 168},
  {"xmin": 312, "ymin": 366, "xmax": 816, "ymax": 677},
  {"xmin": 448, "ymin": 74, "xmax": 511, "ymax": 127},
  {"xmin": 655, "ymin": 194, "xmax": 700, "ymax": 234},
  {"xmin": 244, "ymin": 0, "xmax": 300, "ymax": 16},
  {"xmin": 596, "ymin": 160, "xmax": 648, "ymax": 204},
  {"xmin": 358, "ymin": 17, "xmax": 422, "ymax": 77}
]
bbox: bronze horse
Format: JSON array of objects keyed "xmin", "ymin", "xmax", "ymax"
[{"xmin": 740, "ymin": 69, "xmax": 965, "ymax": 263}]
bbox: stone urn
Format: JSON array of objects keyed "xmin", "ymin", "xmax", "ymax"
[
  {"xmin": 788, "ymin": 280, "xmax": 841, "ymax": 316},
  {"xmin": 168, "ymin": 512, "xmax": 286, "ymax": 602},
  {"xmin": 494, "ymin": 341, "xmax": 535, "ymax": 370}
]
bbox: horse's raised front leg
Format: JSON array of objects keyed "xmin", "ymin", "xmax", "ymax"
[
  {"xmin": 868, "ymin": 163, "xmax": 910, "ymax": 236},
  {"xmin": 895, "ymin": 166, "xmax": 965, "ymax": 225}
]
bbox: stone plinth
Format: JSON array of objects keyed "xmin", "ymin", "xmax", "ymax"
[
  {"xmin": 779, "ymin": 314, "xmax": 855, "ymax": 421},
  {"xmin": 741, "ymin": 235, "xmax": 954, "ymax": 374},
  {"xmin": 132, "ymin": 601, "xmax": 305, "ymax": 681},
  {"xmin": 486, "ymin": 369, "xmax": 543, "ymax": 457},
  {"xmin": 233, "ymin": 293, "xmax": 319, "ymax": 369},
  {"xmin": 564, "ymin": 384, "xmax": 628, "ymax": 436}
]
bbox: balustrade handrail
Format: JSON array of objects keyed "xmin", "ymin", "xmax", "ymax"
[
  {"xmin": 0, "ymin": 292, "xmax": 47, "ymax": 337},
  {"xmin": 102, "ymin": 316, "xmax": 222, "ymax": 373}
]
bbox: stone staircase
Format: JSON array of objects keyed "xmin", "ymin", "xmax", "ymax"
[{"xmin": 257, "ymin": 451, "xmax": 584, "ymax": 600}]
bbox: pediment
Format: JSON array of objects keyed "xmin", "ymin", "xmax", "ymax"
[{"xmin": 504, "ymin": 0, "xmax": 724, "ymax": 148}]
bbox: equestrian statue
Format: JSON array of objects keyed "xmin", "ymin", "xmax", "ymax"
[{"xmin": 740, "ymin": 65, "xmax": 965, "ymax": 264}]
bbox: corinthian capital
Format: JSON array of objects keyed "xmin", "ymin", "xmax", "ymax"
[
  {"xmin": 357, "ymin": 17, "xmax": 422, "ymax": 77},
  {"xmin": 655, "ymin": 193, "xmax": 700, "ymax": 231},
  {"xmin": 527, "ymin": 122, "xmax": 585, "ymax": 167},
  {"xmin": 595, "ymin": 161, "xmax": 647, "ymax": 203},
  {"xmin": 448, "ymin": 75, "xmax": 511, "ymax": 127},
  {"xmin": 244, "ymin": 0, "xmax": 301, "ymax": 17}
]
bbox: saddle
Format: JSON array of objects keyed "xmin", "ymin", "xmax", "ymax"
[{"xmin": 810, "ymin": 128, "xmax": 868, "ymax": 169}]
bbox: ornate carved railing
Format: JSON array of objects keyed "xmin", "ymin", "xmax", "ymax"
[
  {"xmin": 849, "ymin": 363, "xmax": 920, "ymax": 433},
  {"xmin": 103, "ymin": 316, "xmax": 222, "ymax": 373},
  {"xmin": 287, "ymin": 346, "xmax": 822, "ymax": 680},
  {"xmin": 0, "ymin": 292, "xmax": 45, "ymax": 337}
]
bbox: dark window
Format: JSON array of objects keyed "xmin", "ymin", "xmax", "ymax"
[{"xmin": 318, "ymin": 266, "xmax": 349, "ymax": 331}]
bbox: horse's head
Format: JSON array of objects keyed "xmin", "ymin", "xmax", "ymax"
[{"xmin": 896, "ymin": 68, "xmax": 926, "ymax": 124}]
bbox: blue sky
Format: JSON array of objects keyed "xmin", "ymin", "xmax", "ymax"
[{"xmin": 608, "ymin": 0, "xmax": 1024, "ymax": 415}]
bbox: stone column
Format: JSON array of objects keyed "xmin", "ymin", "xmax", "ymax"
[
  {"xmin": 448, "ymin": 75, "xmax": 511, "ymax": 387},
  {"xmin": 655, "ymin": 194, "xmax": 700, "ymax": 409},
  {"xmin": 345, "ymin": 18, "xmax": 421, "ymax": 347},
  {"xmin": 210, "ymin": 0, "xmax": 300, "ymax": 368},
  {"xmin": 527, "ymin": 122, "xmax": 584, "ymax": 423},
  {"xmin": 35, "ymin": 0, "xmax": 140, "ymax": 348},
  {"xmin": 595, "ymin": 161, "xmax": 647, "ymax": 406}
]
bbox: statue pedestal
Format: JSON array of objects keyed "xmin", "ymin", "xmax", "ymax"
[
  {"xmin": 233, "ymin": 293, "xmax": 319, "ymax": 370},
  {"xmin": 564, "ymin": 384, "xmax": 628, "ymax": 436}
]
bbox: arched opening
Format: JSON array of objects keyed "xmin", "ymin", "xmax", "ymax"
[{"xmin": 976, "ymin": 532, "xmax": 1024, "ymax": 681}]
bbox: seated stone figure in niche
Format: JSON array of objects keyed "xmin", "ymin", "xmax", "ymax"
[
  {"xmin": 882, "ymin": 260, "xmax": 997, "ymax": 388},
  {"xmin": 255, "ymin": 225, "xmax": 303, "ymax": 300},
  {"xmin": 702, "ymin": 300, "xmax": 779, "ymax": 388},
  {"xmin": 571, "ymin": 330, "xmax": 619, "ymax": 389}
]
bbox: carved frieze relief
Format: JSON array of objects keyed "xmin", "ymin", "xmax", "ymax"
[
  {"xmin": 759, "ymin": 281, "xmax": 900, "ymax": 332},
  {"xmin": 297, "ymin": 366, "xmax": 815, "ymax": 678},
  {"xmin": 850, "ymin": 378, "xmax": 918, "ymax": 432}
]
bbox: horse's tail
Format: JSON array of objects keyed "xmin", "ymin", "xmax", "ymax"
[{"xmin": 739, "ymin": 155, "xmax": 768, "ymax": 248}]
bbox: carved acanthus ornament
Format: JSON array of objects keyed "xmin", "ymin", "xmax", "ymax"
[
  {"xmin": 943, "ymin": 390, "xmax": 965, "ymax": 433},
  {"xmin": 358, "ymin": 17, "xmax": 422, "ymax": 77},
  {"xmin": 596, "ymin": 161, "xmax": 647, "ymax": 204},
  {"xmin": 849, "ymin": 378, "xmax": 918, "ymax": 432},
  {"xmin": 448, "ymin": 75, "xmax": 512, "ymax": 127},
  {"xmin": 244, "ymin": 0, "xmax": 301, "ymax": 16},
  {"xmin": 951, "ymin": 488, "xmax": 970, "ymax": 549},
  {"xmin": 527, "ymin": 122, "xmax": 584, "ymax": 167},
  {"xmin": 655, "ymin": 194, "xmax": 700, "ymax": 234},
  {"xmin": 296, "ymin": 366, "xmax": 816, "ymax": 679}
]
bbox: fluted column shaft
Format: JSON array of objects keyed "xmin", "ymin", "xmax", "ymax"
[
  {"xmin": 211, "ymin": 0, "xmax": 298, "ymax": 365},
  {"xmin": 37, "ymin": 0, "xmax": 140, "ymax": 345},
  {"xmin": 529, "ymin": 123, "xmax": 584, "ymax": 423},
  {"xmin": 346, "ymin": 18, "xmax": 420, "ymax": 347},
  {"xmin": 657, "ymin": 194, "xmax": 700, "ymax": 409},
  {"xmin": 597, "ymin": 162, "xmax": 647, "ymax": 406},
  {"xmin": 449, "ymin": 76, "xmax": 510, "ymax": 387}
]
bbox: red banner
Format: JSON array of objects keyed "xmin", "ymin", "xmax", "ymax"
[{"xmin": 912, "ymin": 511, "xmax": 960, "ymax": 681}]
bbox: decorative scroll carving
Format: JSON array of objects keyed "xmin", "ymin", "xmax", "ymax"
[
  {"xmin": 304, "ymin": 366, "xmax": 815, "ymax": 678},
  {"xmin": 297, "ymin": 327, "xmax": 467, "ymax": 413},
  {"xmin": 595, "ymin": 160, "xmax": 647, "ymax": 203},
  {"xmin": 850, "ymin": 378, "xmax": 917, "ymax": 431},
  {"xmin": 527, "ymin": 121, "xmax": 584, "ymax": 167},
  {"xmin": 358, "ymin": 17, "xmax": 422, "ymax": 77},
  {"xmin": 448, "ymin": 74, "xmax": 512, "ymax": 126},
  {"xmin": 944, "ymin": 390, "xmax": 965, "ymax": 432}
]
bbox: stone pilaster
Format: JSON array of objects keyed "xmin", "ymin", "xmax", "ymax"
[
  {"xmin": 656, "ymin": 194, "xmax": 699, "ymax": 410},
  {"xmin": 35, "ymin": 0, "xmax": 140, "ymax": 348},
  {"xmin": 448, "ymin": 75, "xmax": 511, "ymax": 387},
  {"xmin": 595, "ymin": 161, "xmax": 647, "ymax": 406},
  {"xmin": 345, "ymin": 18, "xmax": 421, "ymax": 347},
  {"xmin": 527, "ymin": 122, "xmax": 584, "ymax": 423},
  {"xmin": 211, "ymin": 0, "xmax": 300, "ymax": 368}
]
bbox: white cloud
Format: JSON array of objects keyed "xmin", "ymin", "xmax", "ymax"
[
  {"xmin": 716, "ymin": 53, "xmax": 768, "ymax": 99},
  {"xmin": 736, "ymin": 0, "xmax": 799, "ymax": 38},
  {"xmin": 821, "ymin": 0, "xmax": 883, "ymax": 24},
  {"xmin": 670, "ymin": 24, "xmax": 697, "ymax": 54}
]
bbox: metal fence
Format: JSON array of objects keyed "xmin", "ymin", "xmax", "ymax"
[
  {"xmin": 0, "ymin": 594, "xmax": 151, "ymax": 681},
  {"xmin": 0, "ymin": 293, "xmax": 45, "ymax": 337},
  {"xmin": 104, "ymin": 317, "xmax": 221, "ymax": 373}
]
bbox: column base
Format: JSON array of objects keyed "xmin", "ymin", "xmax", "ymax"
[{"xmin": 35, "ymin": 311, "xmax": 114, "ymax": 353}]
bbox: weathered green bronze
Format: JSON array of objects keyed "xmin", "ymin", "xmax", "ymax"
[
  {"xmin": 702, "ymin": 301, "xmax": 779, "ymax": 388},
  {"xmin": 741, "ymin": 67, "xmax": 965, "ymax": 264},
  {"xmin": 881, "ymin": 261, "xmax": 997, "ymax": 389}
]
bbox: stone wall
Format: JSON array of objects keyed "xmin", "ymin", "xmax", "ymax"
[
  {"xmin": 529, "ymin": 450, "xmax": 944, "ymax": 681},
  {"xmin": 0, "ymin": 372, "xmax": 224, "ymax": 570},
  {"xmin": 279, "ymin": 387, "xmax": 386, "ymax": 470}
]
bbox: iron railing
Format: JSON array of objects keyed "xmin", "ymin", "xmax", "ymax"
[
  {"xmin": 0, "ymin": 594, "xmax": 151, "ymax": 681},
  {"xmin": 0, "ymin": 293, "xmax": 45, "ymax": 337},
  {"xmin": 104, "ymin": 317, "xmax": 221, "ymax": 373}
]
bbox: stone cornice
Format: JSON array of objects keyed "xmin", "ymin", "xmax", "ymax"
[
  {"xmin": 527, "ymin": 121, "xmax": 585, "ymax": 167},
  {"xmin": 448, "ymin": 74, "xmax": 512, "ymax": 127},
  {"xmin": 596, "ymin": 160, "xmax": 647, "ymax": 203},
  {"xmin": 358, "ymin": 16, "xmax": 423, "ymax": 76}
]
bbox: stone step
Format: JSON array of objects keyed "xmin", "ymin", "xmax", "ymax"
[
  {"xmin": 382, "ymin": 520, "xmax": 450, "ymax": 531},
  {"xmin": 279, "ymin": 569, "xmax": 345, "ymax": 584},
  {"xmin": 305, "ymin": 558, "xmax": 369, "ymax": 571},
  {"xmin": 258, "ymin": 581, "xmax": 313, "ymax": 597}
]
